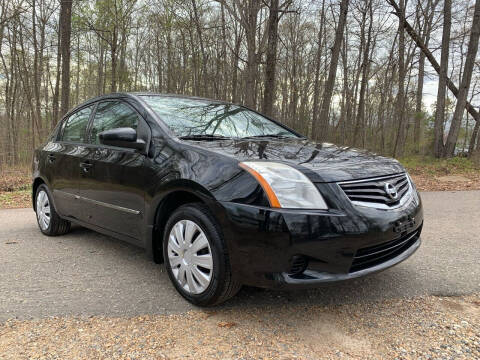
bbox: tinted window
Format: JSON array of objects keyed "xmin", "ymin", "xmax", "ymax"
[
  {"xmin": 89, "ymin": 101, "xmax": 139, "ymax": 144},
  {"xmin": 61, "ymin": 106, "xmax": 93, "ymax": 143},
  {"xmin": 141, "ymin": 96, "xmax": 298, "ymax": 138}
]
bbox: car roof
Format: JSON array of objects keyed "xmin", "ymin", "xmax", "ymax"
[
  {"xmin": 69, "ymin": 92, "xmax": 229, "ymax": 112},
  {"xmin": 130, "ymin": 92, "xmax": 230, "ymax": 104}
]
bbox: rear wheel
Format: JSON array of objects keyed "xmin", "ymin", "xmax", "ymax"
[
  {"xmin": 35, "ymin": 184, "xmax": 71, "ymax": 236},
  {"xmin": 163, "ymin": 203, "xmax": 241, "ymax": 306}
]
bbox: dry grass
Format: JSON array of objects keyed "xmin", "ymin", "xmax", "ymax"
[
  {"xmin": 0, "ymin": 165, "xmax": 31, "ymax": 192},
  {"xmin": 0, "ymin": 166, "xmax": 31, "ymax": 209},
  {"xmin": 400, "ymin": 156, "xmax": 480, "ymax": 191},
  {"xmin": 0, "ymin": 190, "xmax": 31, "ymax": 209}
]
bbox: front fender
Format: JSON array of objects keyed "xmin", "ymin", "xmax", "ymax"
[{"xmin": 145, "ymin": 179, "xmax": 216, "ymax": 227}]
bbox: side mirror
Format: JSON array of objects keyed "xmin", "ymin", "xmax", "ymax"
[{"xmin": 98, "ymin": 127, "xmax": 146, "ymax": 151}]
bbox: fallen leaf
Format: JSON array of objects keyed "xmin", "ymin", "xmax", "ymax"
[
  {"xmin": 201, "ymin": 311, "xmax": 217, "ymax": 319},
  {"xmin": 217, "ymin": 321, "xmax": 236, "ymax": 328}
]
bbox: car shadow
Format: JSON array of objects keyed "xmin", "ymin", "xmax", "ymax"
[{"xmin": 63, "ymin": 225, "xmax": 435, "ymax": 312}]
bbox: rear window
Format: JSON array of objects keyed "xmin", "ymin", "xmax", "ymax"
[{"xmin": 60, "ymin": 106, "xmax": 93, "ymax": 143}]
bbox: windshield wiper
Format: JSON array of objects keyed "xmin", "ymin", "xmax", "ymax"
[
  {"xmin": 242, "ymin": 134, "xmax": 291, "ymax": 139},
  {"xmin": 179, "ymin": 134, "xmax": 232, "ymax": 141}
]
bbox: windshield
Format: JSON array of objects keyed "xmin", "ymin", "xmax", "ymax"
[{"xmin": 141, "ymin": 96, "xmax": 298, "ymax": 139}]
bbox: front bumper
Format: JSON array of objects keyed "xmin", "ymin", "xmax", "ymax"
[{"xmin": 217, "ymin": 187, "xmax": 423, "ymax": 289}]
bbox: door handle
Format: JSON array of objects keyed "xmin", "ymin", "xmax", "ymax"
[
  {"xmin": 79, "ymin": 162, "xmax": 93, "ymax": 173},
  {"xmin": 47, "ymin": 154, "xmax": 56, "ymax": 163}
]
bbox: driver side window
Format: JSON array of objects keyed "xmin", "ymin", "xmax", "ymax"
[
  {"xmin": 60, "ymin": 106, "xmax": 93, "ymax": 143},
  {"xmin": 89, "ymin": 101, "xmax": 139, "ymax": 145}
]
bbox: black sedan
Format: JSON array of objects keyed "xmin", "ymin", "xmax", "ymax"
[{"xmin": 32, "ymin": 93, "xmax": 423, "ymax": 306}]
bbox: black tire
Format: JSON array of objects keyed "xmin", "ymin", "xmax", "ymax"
[
  {"xmin": 35, "ymin": 184, "xmax": 71, "ymax": 236},
  {"xmin": 163, "ymin": 203, "xmax": 241, "ymax": 306}
]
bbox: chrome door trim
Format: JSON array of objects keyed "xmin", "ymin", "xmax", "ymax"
[{"xmin": 54, "ymin": 190, "xmax": 141, "ymax": 215}]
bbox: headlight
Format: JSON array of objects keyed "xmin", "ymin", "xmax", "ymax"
[
  {"xmin": 406, "ymin": 173, "xmax": 420, "ymax": 203},
  {"xmin": 239, "ymin": 161, "xmax": 328, "ymax": 209}
]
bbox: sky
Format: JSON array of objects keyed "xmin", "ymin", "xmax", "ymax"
[{"xmin": 423, "ymin": 78, "xmax": 438, "ymax": 111}]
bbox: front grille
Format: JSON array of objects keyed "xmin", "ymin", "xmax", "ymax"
[
  {"xmin": 339, "ymin": 173, "xmax": 410, "ymax": 207},
  {"xmin": 349, "ymin": 228, "xmax": 421, "ymax": 273}
]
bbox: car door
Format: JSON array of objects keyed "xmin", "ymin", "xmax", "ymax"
[
  {"xmin": 76, "ymin": 100, "xmax": 148, "ymax": 241},
  {"xmin": 47, "ymin": 105, "xmax": 95, "ymax": 219}
]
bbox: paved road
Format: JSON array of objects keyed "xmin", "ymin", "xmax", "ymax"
[{"xmin": 1, "ymin": 191, "xmax": 479, "ymax": 321}]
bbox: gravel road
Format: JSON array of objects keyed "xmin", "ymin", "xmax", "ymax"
[{"xmin": 0, "ymin": 191, "xmax": 479, "ymax": 321}]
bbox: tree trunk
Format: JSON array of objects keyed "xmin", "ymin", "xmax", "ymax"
[
  {"xmin": 414, "ymin": 50, "xmax": 425, "ymax": 153},
  {"xmin": 393, "ymin": 0, "xmax": 406, "ymax": 158},
  {"xmin": 220, "ymin": 3, "xmax": 228, "ymax": 100},
  {"xmin": 52, "ymin": 11, "xmax": 62, "ymax": 126},
  {"xmin": 97, "ymin": 38, "xmax": 104, "ymax": 95},
  {"xmin": 311, "ymin": 0, "xmax": 326, "ymax": 133},
  {"xmin": 313, "ymin": 0, "xmax": 349, "ymax": 141},
  {"xmin": 110, "ymin": 31, "xmax": 118, "ymax": 93},
  {"xmin": 469, "ymin": 118, "xmax": 480, "ymax": 155},
  {"xmin": 414, "ymin": 0, "xmax": 437, "ymax": 154},
  {"xmin": 262, "ymin": 0, "xmax": 279, "ymax": 117},
  {"xmin": 166, "ymin": 26, "xmax": 173, "ymax": 93},
  {"xmin": 244, "ymin": 0, "xmax": 261, "ymax": 109},
  {"xmin": 60, "ymin": 0, "xmax": 72, "ymax": 117},
  {"xmin": 231, "ymin": 25, "xmax": 242, "ymax": 103},
  {"xmin": 432, "ymin": 0, "xmax": 451, "ymax": 157},
  {"xmin": 443, "ymin": 0, "xmax": 480, "ymax": 157},
  {"xmin": 75, "ymin": 35, "xmax": 80, "ymax": 103},
  {"xmin": 191, "ymin": 0, "xmax": 209, "ymax": 97},
  {"xmin": 32, "ymin": 0, "xmax": 42, "ymax": 136},
  {"xmin": 353, "ymin": 0, "xmax": 372, "ymax": 148}
]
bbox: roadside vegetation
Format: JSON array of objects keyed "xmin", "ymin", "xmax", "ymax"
[
  {"xmin": 401, "ymin": 155, "xmax": 480, "ymax": 191},
  {"xmin": 0, "ymin": 166, "xmax": 31, "ymax": 209},
  {"xmin": 1, "ymin": 156, "xmax": 479, "ymax": 209}
]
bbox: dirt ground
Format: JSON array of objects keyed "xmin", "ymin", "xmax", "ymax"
[
  {"xmin": 1, "ymin": 294, "xmax": 479, "ymax": 359},
  {"xmin": 410, "ymin": 173, "xmax": 480, "ymax": 192}
]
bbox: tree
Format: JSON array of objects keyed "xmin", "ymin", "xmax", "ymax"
[
  {"xmin": 191, "ymin": 0, "xmax": 208, "ymax": 96},
  {"xmin": 433, "ymin": 0, "xmax": 451, "ymax": 157},
  {"xmin": 262, "ymin": 0, "xmax": 280, "ymax": 117},
  {"xmin": 59, "ymin": 0, "xmax": 72, "ymax": 117},
  {"xmin": 313, "ymin": 0, "xmax": 349, "ymax": 141},
  {"xmin": 311, "ymin": 0, "xmax": 326, "ymax": 138},
  {"xmin": 392, "ymin": 0, "xmax": 406, "ymax": 157},
  {"xmin": 353, "ymin": 0, "xmax": 373, "ymax": 148},
  {"xmin": 388, "ymin": 0, "xmax": 480, "ymax": 157},
  {"xmin": 413, "ymin": 0, "xmax": 439, "ymax": 153},
  {"xmin": 444, "ymin": 0, "xmax": 480, "ymax": 157}
]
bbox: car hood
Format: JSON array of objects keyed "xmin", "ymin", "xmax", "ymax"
[{"xmin": 185, "ymin": 137, "xmax": 405, "ymax": 183}]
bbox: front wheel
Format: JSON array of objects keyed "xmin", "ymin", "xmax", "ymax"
[
  {"xmin": 35, "ymin": 184, "xmax": 71, "ymax": 236},
  {"xmin": 163, "ymin": 203, "xmax": 241, "ymax": 306}
]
